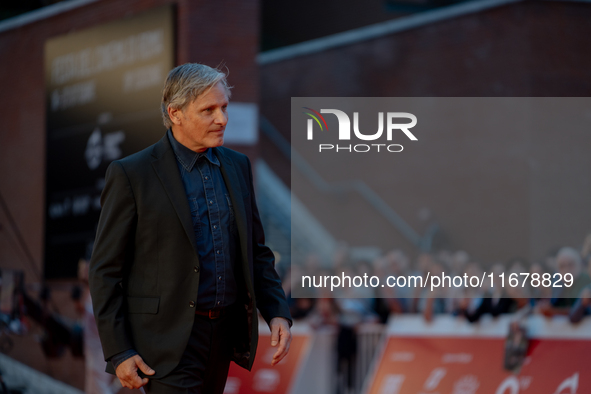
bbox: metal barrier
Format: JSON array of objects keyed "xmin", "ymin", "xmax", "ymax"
[
  {"xmin": 353, "ymin": 324, "xmax": 386, "ymax": 394},
  {"xmin": 299, "ymin": 323, "xmax": 385, "ymax": 394}
]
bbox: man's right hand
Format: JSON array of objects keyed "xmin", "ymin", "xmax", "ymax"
[{"xmin": 115, "ymin": 354, "xmax": 155, "ymax": 389}]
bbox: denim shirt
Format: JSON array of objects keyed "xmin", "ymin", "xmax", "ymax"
[{"xmin": 167, "ymin": 129, "xmax": 238, "ymax": 310}]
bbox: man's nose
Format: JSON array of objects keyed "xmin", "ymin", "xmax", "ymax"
[{"xmin": 215, "ymin": 109, "xmax": 228, "ymax": 126}]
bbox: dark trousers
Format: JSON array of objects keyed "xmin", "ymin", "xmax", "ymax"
[{"xmin": 145, "ymin": 311, "xmax": 235, "ymax": 394}]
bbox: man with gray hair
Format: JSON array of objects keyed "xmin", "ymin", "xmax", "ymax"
[
  {"xmin": 539, "ymin": 246, "xmax": 591, "ymax": 317},
  {"xmin": 90, "ymin": 63, "xmax": 292, "ymax": 393}
]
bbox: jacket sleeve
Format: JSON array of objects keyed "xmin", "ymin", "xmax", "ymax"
[
  {"xmin": 245, "ymin": 157, "xmax": 292, "ymax": 327},
  {"xmin": 89, "ymin": 160, "xmax": 137, "ymax": 361}
]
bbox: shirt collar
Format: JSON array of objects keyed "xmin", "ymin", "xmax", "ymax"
[{"xmin": 167, "ymin": 129, "xmax": 220, "ymax": 171}]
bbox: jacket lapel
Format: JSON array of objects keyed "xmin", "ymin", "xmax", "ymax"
[{"xmin": 150, "ymin": 135, "xmax": 199, "ymax": 257}]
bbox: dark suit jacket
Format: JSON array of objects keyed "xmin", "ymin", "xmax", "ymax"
[{"xmin": 89, "ymin": 133, "xmax": 291, "ymax": 378}]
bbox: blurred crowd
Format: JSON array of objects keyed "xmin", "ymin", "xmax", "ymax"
[
  {"xmin": 281, "ymin": 233, "xmax": 591, "ymax": 327},
  {"xmin": 279, "ymin": 234, "xmax": 591, "ymax": 392}
]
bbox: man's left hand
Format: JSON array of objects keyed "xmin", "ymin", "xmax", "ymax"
[{"xmin": 269, "ymin": 317, "xmax": 292, "ymax": 366}]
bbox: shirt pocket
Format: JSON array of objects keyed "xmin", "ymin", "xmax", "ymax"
[{"xmin": 190, "ymin": 197, "xmax": 203, "ymax": 238}]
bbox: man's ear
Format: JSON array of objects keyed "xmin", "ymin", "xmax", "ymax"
[{"xmin": 168, "ymin": 105, "xmax": 183, "ymax": 126}]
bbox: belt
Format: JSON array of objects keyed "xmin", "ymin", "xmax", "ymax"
[{"xmin": 195, "ymin": 308, "xmax": 226, "ymax": 319}]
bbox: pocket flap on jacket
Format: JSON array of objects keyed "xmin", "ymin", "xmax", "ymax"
[{"xmin": 127, "ymin": 296, "xmax": 160, "ymax": 314}]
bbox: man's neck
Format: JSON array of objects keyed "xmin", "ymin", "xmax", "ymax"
[{"xmin": 170, "ymin": 127, "xmax": 207, "ymax": 153}]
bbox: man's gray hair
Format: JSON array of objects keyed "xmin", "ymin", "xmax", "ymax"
[{"xmin": 161, "ymin": 63, "xmax": 232, "ymax": 128}]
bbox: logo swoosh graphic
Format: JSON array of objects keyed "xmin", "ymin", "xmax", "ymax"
[
  {"xmin": 303, "ymin": 107, "xmax": 329, "ymax": 131},
  {"xmin": 303, "ymin": 112, "xmax": 323, "ymax": 130}
]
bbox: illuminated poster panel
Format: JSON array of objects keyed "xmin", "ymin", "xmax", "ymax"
[{"xmin": 44, "ymin": 5, "xmax": 174, "ymax": 278}]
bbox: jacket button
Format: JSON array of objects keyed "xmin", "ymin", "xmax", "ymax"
[
  {"xmin": 189, "ymin": 301, "xmax": 195, "ymax": 308},
  {"xmin": 194, "ymin": 266, "xmax": 199, "ymax": 273}
]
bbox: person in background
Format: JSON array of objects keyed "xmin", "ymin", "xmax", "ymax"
[
  {"xmin": 538, "ymin": 247, "xmax": 591, "ymax": 317},
  {"xmin": 569, "ymin": 256, "xmax": 591, "ymax": 324},
  {"xmin": 457, "ymin": 262, "xmax": 518, "ymax": 323},
  {"xmin": 78, "ymin": 259, "xmax": 122, "ymax": 394},
  {"xmin": 569, "ymin": 286, "xmax": 591, "ymax": 324}
]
